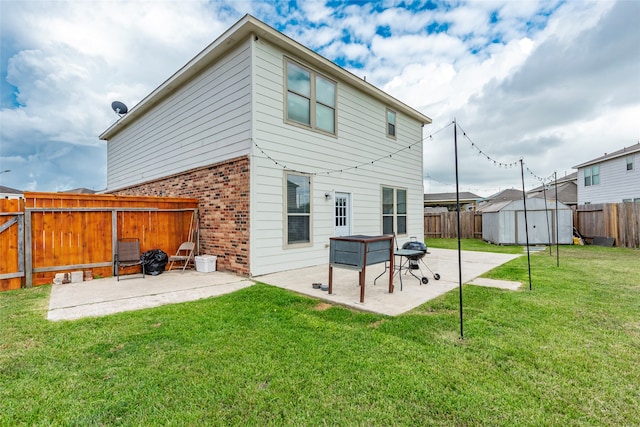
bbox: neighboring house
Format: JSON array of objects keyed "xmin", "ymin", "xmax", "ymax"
[
  {"xmin": 0, "ymin": 185, "xmax": 22, "ymax": 199},
  {"xmin": 573, "ymin": 143, "xmax": 640, "ymax": 205},
  {"xmin": 61, "ymin": 188, "xmax": 98, "ymax": 194},
  {"xmin": 526, "ymin": 172, "xmax": 577, "ymax": 206},
  {"xmin": 99, "ymin": 15, "xmax": 431, "ymax": 277},
  {"xmin": 424, "ymin": 192, "xmax": 481, "ymax": 212}
]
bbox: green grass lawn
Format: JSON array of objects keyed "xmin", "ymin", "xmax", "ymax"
[
  {"xmin": 426, "ymin": 237, "xmax": 528, "ymax": 254},
  {"xmin": 1, "ymin": 241, "xmax": 639, "ymax": 425}
]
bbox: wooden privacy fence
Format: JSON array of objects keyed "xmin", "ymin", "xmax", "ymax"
[
  {"xmin": 424, "ymin": 211, "xmax": 482, "ymax": 239},
  {"xmin": 574, "ymin": 203, "xmax": 640, "ymax": 248},
  {"xmin": 424, "ymin": 203, "xmax": 639, "ymax": 248},
  {"xmin": 0, "ymin": 198, "xmax": 25, "ymax": 290},
  {"xmin": 0, "ymin": 192, "xmax": 199, "ymax": 291}
]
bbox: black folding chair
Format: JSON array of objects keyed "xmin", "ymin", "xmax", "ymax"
[{"xmin": 114, "ymin": 238, "xmax": 145, "ymax": 281}]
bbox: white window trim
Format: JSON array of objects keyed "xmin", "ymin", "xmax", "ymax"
[
  {"xmin": 386, "ymin": 108, "xmax": 397, "ymax": 139},
  {"xmin": 284, "ymin": 57, "xmax": 337, "ymax": 137},
  {"xmin": 283, "ymin": 172, "xmax": 313, "ymax": 248},
  {"xmin": 381, "ymin": 186, "xmax": 408, "ymax": 236},
  {"xmin": 584, "ymin": 166, "xmax": 600, "ymax": 187}
]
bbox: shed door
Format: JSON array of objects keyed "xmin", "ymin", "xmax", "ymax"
[
  {"xmin": 517, "ymin": 210, "xmax": 552, "ymax": 244},
  {"xmin": 334, "ymin": 193, "xmax": 351, "ymax": 236}
]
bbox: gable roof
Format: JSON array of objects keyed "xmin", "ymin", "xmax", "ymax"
[
  {"xmin": 0, "ymin": 185, "xmax": 22, "ymax": 194},
  {"xmin": 424, "ymin": 192, "xmax": 481, "ymax": 203},
  {"xmin": 478, "ymin": 197, "xmax": 570, "ymax": 213},
  {"xmin": 485, "ymin": 188, "xmax": 523, "ymax": 202},
  {"xmin": 528, "ymin": 182, "xmax": 577, "ymax": 205},
  {"xmin": 61, "ymin": 188, "xmax": 98, "ymax": 194},
  {"xmin": 573, "ymin": 142, "xmax": 640, "ymax": 169},
  {"xmin": 527, "ymin": 171, "xmax": 577, "ymax": 191},
  {"xmin": 100, "ymin": 14, "xmax": 431, "ymax": 141}
]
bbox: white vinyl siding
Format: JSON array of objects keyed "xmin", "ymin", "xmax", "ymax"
[
  {"xmin": 106, "ymin": 39, "xmax": 253, "ymax": 190},
  {"xmin": 250, "ymin": 38, "xmax": 424, "ymax": 276},
  {"xmin": 577, "ymin": 152, "xmax": 640, "ymax": 204}
]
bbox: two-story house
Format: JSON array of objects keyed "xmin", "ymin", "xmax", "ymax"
[
  {"xmin": 573, "ymin": 143, "xmax": 640, "ymax": 205},
  {"xmin": 99, "ymin": 15, "xmax": 432, "ymax": 277}
]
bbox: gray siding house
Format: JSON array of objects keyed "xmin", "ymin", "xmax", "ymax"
[
  {"xmin": 573, "ymin": 143, "xmax": 640, "ymax": 205},
  {"xmin": 99, "ymin": 15, "xmax": 432, "ymax": 277}
]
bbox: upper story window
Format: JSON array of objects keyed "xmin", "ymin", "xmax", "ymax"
[
  {"xmin": 386, "ymin": 109, "xmax": 396, "ymax": 138},
  {"xmin": 285, "ymin": 172, "xmax": 312, "ymax": 246},
  {"xmin": 627, "ymin": 156, "xmax": 634, "ymax": 171},
  {"xmin": 285, "ymin": 60, "xmax": 336, "ymax": 134},
  {"xmin": 382, "ymin": 186, "xmax": 407, "ymax": 235},
  {"xmin": 584, "ymin": 165, "xmax": 600, "ymax": 186}
]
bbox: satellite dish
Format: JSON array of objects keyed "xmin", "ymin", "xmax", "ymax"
[{"xmin": 111, "ymin": 101, "xmax": 128, "ymax": 116}]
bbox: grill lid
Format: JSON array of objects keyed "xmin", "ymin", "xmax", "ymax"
[{"xmin": 402, "ymin": 241, "xmax": 427, "ymax": 259}]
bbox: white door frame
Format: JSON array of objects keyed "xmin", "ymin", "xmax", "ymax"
[{"xmin": 334, "ymin": 192, "xmax": 351, "ymax": 236}]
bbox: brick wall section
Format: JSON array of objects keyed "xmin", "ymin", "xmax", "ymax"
[{"xmin": 112, "ymin": 156, "xmax": 251, "ymax": 275}]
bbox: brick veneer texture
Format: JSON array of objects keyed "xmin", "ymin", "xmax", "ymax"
[{"xmin": 112, "ymin": 156, "xmax": 250, "ymax": 276}]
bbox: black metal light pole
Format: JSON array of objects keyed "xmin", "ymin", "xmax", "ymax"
[
  {"xmin": 543, "ymin": 183, "xmax": 552, "ymax": 256},
  {"xmin": 520, "ymin": 159, "xmax": 532, "ymax": 291},
  {"xmin": 454, "ymin": 120, "xmax": 464, "ymax": 338},
  {"xmin": 555, "ymin": 171, "xmax": 560, "ymax": 267}
]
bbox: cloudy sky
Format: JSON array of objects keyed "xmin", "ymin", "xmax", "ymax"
[{"xmin": 1, "ymin": 0, "xmax": 638, "ymax": 196}]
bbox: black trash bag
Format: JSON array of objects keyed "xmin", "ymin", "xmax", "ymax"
[{"xmin": 141, "ymin": 249, "xmax": 168, "ymax": 276}]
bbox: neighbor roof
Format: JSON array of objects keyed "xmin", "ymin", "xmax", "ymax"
[
  {"xmin": 528, "ymin": 182, "xmax": 577, "ymax": 205},
  {"xmin": 485, "ymin": 188, "xmax": 523, "ymax": 202},
  {"xmin": 61, "ymin": 188, "xmax": 98, "ymax": 194},
  {"xmin": 573, "ymin": 142, "xmax": 640, "ymax": 169},
  {"xmin": 100, "ymin": 14, "xmax": 431, "ymax": 140},
  {"xmin": 424, "ymin": 192, "xmax": 481, "ymax": 203},
  {"xmin": 0, "ymin": 185, "xmax": 22, "ymax": 194},
  {"xmin": 527, "ymin": 172, "xmax": 577, "ymax": 192}
]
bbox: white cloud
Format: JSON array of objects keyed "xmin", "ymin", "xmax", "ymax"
[{"xmin": 0, "ymin": 0, "xmax": 637, "ymax": 196}]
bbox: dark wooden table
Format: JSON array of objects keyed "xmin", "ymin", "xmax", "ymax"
[{"xmin": 328, "ymin": 235, "xmax": 394, "ymax": 303}]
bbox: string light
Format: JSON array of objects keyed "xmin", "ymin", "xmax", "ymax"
[
  {"xmin": 254, "ymin": 118, "xmax": 557, "ymax": 192},
  {"xmin": 456, "ymin": 122, "xmax": 520, "ymax": 169},
  {"xmin": 454, "ymin": 121, "xmax": 558, "ymax": 188},
  {"xmin": 252, "ymin": 121, "xmax": 454, "ymax": 176}
]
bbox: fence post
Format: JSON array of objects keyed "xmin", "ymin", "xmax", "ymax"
[
  {"xmin": 24, "ymin": 209, "xmax": 32, "ymax": 288},
  {"xmin": 111, "ymin": 210, "xmax": 118, "ymax": 276},
  {"xmin": 610, "ymin": 204, "xmax": 618, "ymax": 245}
]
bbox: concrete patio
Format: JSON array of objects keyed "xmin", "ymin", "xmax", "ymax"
[
  {"xmin": 48, "ymin": 248, "xmax": 520, "ymax": 320},
  {"xmin": 256, "ymin": 248, "xmax": 521, "ymax": 316}
]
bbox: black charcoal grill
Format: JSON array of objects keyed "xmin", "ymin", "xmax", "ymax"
[
  {"xmin": 400, "ymin": 239, "xmax": 440, "ymax": 284},
  {"xmin": 374, "ymin": 236, "xmax": 441, "ymax": 290},
  {"xmin": 402, "ymin": 240, "xmax": 428, "ymax": 268}
]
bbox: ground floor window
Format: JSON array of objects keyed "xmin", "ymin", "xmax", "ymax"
[
  {"xmin": 382, "ymin": 186, "xmax": 407, "ymax": 235},
  {"xmin": 285, "ymin": 173, "xmax": 311, "ymax": 245}
]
